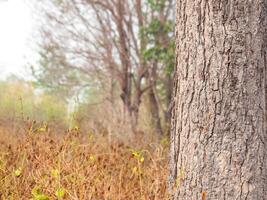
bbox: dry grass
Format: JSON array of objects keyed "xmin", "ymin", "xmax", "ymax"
[{"xmin": 0, "ymin": 127, "xmax": 169, "ymax": 200}]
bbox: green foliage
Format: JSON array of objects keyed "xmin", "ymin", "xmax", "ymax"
[
  {"xmin": 140, "ymin": 0, "xmax": 174, "ymax": 72},
  {"xmin": 0, "ymin": 81, "xmax": 35, "ymax": 121},
  {"xmin": 14, "ymin": 167, "xmax": 22, "ymax": 177},
  {"xmin": 55, "ymin": 187, "xmax": 65, "ymax": 199},
  {"xmin": 35, "ymin": 95, "xmax": 67, "ymax": 123},
  {"xmin": 0, "ymin": 80, "xmax": 68, "ymax": 125},
  {"xmin": 32, "ymin": 44, "xmax": 84, "ymax": 100},
  {"xmin": 139, "ymin": 0, "xmax": 175, "ymax": 117},
  {"xmin": 146, "ymin": 0, "xmax": 166, "ymax": 11},
  {"xmin": 31, "ymin": 187, "xmax": 49, "ymax": 200}
]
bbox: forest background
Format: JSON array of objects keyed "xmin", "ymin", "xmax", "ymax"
[{"xmin": 0, "ymin": 0, "xmax": 174, "ymax": 199}]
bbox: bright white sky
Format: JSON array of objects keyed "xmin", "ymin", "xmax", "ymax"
[{"xmin": 0, "ymin": 0, "xmax": 34, "ymax": 79}]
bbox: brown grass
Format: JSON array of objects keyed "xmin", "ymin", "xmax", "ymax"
[{"xmin": 0, "ymin": 127, "xmax": 169, "ymax": 200}]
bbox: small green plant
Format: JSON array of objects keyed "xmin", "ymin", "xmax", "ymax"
[
  {"xmin": 130, "ymin": 149, "xmax": 145, "ymax": 163},
  {"xmin": 55, "ymin": 187, "xmax": 65, "ymax": 199},
  {"xmin": 14, "ymin": 167, "xmax": 22, "ymax": 177},
  {"xmin": 31, "ymin": 187, "xmax": 49, "ymax": 200},
  {"xmin": 51, "ymin": 169, "xmax": 60, "ymax": 178}
]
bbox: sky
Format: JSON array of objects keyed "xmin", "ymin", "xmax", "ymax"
[{"xmin": 0, "ymin": 0, "xmax": 34, "ymax": 79}]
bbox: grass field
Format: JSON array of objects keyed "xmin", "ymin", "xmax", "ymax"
[{"xmin": 0, "ymin": 127, "xmax": 169, "ymax": 200}]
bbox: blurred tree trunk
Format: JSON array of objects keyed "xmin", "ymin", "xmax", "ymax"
[
  {"xmin": 164, "ymin": 73, "xmax": 172, "ymax": 134},
  {"xmin": 148, "ymin": 88, "xmax": 163, "ymax": 136},
  {"xmin": 116, "ymin": 0, "xmax": 132, "ymax": 122},
  {"xmin": 148, "ymin": 61, "xmax": 163, "ymax": 136},
  {"xmin": 169, "ymin": 0, "xmax": 267, "ymax": 199}
]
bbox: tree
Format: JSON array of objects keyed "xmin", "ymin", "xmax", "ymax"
[
  {"xmin": 33, "ymin": 0, "xmax": 174, "ymax": 135},
  {"xmin": 141, "ymin": 0, "xmax": 175, "ymax": 135},
  {"xmin": 169, "ymin": 0, "xmax": 267, "ymax": 199}
]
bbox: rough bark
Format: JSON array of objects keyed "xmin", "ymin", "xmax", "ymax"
[{"xmin": 169, "ymin": 0, "xmax": 267, "ymax": 199}]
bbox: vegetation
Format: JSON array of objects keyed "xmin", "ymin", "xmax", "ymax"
[
  {"xmin": 1, "ymin": 0, "xmax": 266, "ymax": 199},
  {"xmin": 0, "ymin": 127, "xmax": 168, "ymax": 199},
  {"xmin": 0, "ymin": 79, "xmax": 169, "ymax": 199},
  {"xmin": 1, "ymin": 1, "xmax": 174, "ymax": 199},
  {"xmin": 0, "ymin": 80, "xmax": 68, "ymax": 129}
]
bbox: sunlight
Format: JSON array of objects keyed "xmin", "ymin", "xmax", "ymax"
[{"xmin": 0, "ymin": 0, "xmax": 33, "ymax": 77}]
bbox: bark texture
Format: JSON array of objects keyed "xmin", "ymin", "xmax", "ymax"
[{"xmin": 169, "ymin": 0, "xmax": 267, "ymax": 199}]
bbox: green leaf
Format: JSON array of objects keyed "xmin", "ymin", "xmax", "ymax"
[
  {"xmin": 51, "ymin": 169, "xmax": 60, "ymax": 178},
  {"xmin": 55, "ymin": 188, "xmax": 65, "ymax": 199},
  {"xmin": 31, "ymin": 187, "xmax": 49, "ymax": 200},
  {"xmin": 14, "ymin": 167, "xmax": 22, "ymax": 177}
]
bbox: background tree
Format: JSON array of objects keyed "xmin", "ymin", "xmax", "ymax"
[
  {"xmin": 32, "ymin": 0, "xmax": 174, "ymax": 136},
  {"xmin": 141, "ymin": 0, "xmax": 174, "ymax": 135},
  {"xmin": 169, "ymin": 0, "xmax": 267, "ymax": 199}
]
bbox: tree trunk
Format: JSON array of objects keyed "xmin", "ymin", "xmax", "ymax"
[
  {"xmin": 116, "ymin": 0, "xmax": 133, "ymax": 126},
  {"xmin": 169, "ymin": 0, "xmax": 267, "ymax": 199},
  {"xmin": 148, "ymin": 62, "xmax": 163, "ymax": 136},
  {"xmin": 164, "ymin": 73, "xmax": 173, "ymax": 135},
  {"xmin": 148, "ymin": 87, "xmax": 163, "ymax": 136}
]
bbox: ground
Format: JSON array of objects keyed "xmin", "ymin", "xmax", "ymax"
[{"xmin": 0, "ymin": 126, "xmax": 168, "ymax": 200}]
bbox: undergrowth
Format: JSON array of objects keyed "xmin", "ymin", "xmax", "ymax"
[{"xmin": 0, "ymin": 127, "xmax": 169, "ymax": 200}]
